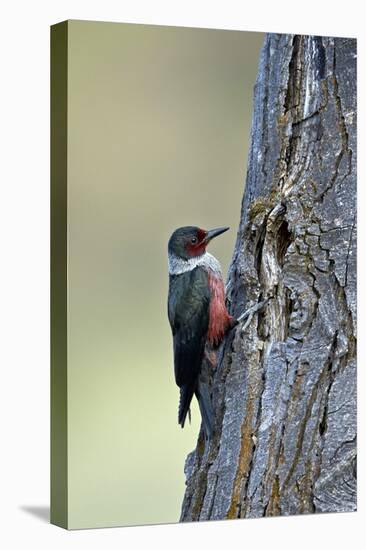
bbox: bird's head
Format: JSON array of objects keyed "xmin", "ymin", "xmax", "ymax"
[{"xmin": 168, "ymin": 225, "xmax": 229, "ymax": 261}]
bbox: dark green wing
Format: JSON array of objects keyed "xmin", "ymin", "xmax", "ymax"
[{"xmin": 168, "ymin": 266, "xmax": 210, "ymax": 388}]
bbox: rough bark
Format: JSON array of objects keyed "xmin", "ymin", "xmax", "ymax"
[{"xmin": 181, "ymin": 34, "xmax": 357, "ymax": 521}]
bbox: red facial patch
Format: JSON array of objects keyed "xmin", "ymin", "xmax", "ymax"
[
  {"xmin": 186, "ymin": 228, "xmax": 207, "ymax": 257},
  {"xmin": 197, "ymin": 228, "xmax": 206, "ymax": 241}
]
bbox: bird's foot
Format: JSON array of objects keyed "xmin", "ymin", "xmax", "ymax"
[
  {"xmin": 205, "ymin": 349, "xmax": 218, "ymax": 368},
  {"xmin": 235, "ymin": 296, "xmax": 273, "ymax": 332}
]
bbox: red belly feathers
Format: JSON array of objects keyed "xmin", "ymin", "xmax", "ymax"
[{"xmin": 207, "ymin": 271, "xmax": 232, "ymax": 346}]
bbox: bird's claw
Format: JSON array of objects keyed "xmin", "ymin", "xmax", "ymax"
[{"xmin": 236, "ymin": 296, "xmax": 273, "ymax": 332}]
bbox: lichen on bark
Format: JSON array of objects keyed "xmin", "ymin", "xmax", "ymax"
[{"xmin": 180, "ymin": 33, "xmax": 357, "ymax": 521}]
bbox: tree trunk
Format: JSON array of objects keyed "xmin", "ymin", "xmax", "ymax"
[{"xmin": 181, "ymin": 33, "xmax": 357, "ymax": 521}]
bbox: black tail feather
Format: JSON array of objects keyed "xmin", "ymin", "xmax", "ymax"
[
  {"xmin": 196, "ymin": 381, "xmax": 214, "ymax": 440},
  {"xmin": 178, "ymin": 384, "xmax": 195, "ymax": 428}
]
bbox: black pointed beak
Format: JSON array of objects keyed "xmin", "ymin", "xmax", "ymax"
[{"xmin": 204, "ymin": 226, "xmax": 230, "ymax": 243}]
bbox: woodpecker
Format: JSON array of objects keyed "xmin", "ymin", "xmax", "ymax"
[{"xmin": 167, "ymin": 225, "xmax": 237, "ymax": 439}]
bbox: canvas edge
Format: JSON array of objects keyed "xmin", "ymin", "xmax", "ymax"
[{"xmin": 50, "ymin": 20, "xmax": 68, "ymax": 530}]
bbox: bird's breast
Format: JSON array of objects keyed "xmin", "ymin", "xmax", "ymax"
[{"xmin": 207, "ymin": 271, "xmax": 232, "ymax": 346}]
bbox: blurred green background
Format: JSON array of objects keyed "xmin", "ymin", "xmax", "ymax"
[{"xmin": 67, "ymin": 20, "xmax": 263, "ymax": 528}]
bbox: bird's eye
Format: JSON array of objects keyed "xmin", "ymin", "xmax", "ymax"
[{"xmin": 191, "ymin": 237, "xmax": 198, "ymax": 244}]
